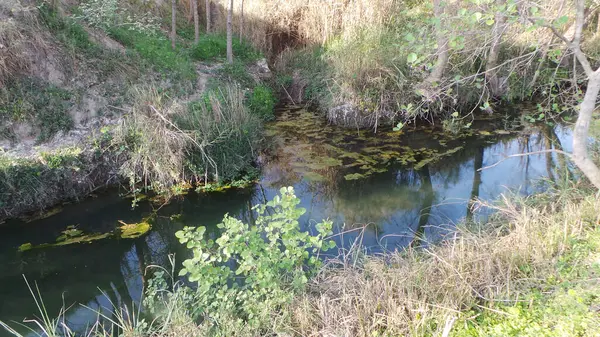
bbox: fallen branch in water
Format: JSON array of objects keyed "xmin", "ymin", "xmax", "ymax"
[{"xmin": 478, "ymin": 149, "xmax": 572, "ymax": 172}]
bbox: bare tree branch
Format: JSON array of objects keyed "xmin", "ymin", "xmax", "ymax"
[{"xmin": 478, "ymin": 149, "xmax": 572, "ymax": 172}]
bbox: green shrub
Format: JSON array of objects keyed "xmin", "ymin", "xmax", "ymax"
[
  {"xmin": 247, "ymin": 84, "xmax": 276, "ymax": 120},
  {"xmin": 174, "ymin": 186, "xmax": 335, "ymax": 329}
]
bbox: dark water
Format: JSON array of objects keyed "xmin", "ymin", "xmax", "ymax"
[{"xmin": 0, "ymin": 107, "xmax": 573, "ymax": 336}]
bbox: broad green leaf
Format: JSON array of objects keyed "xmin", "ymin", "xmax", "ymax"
[{"xmin": 407, "ymin": 53, "xmax": 418, "ymax": 63}]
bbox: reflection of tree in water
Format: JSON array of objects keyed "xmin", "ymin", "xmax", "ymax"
[
  {"xmin": 331, "ymin": 168, "xmax": 433, "ymax": 230},
  {"xmin": 466, "ymin": 145, "xmax": 484, "ymax": 223},
  {"xmin": 541, "ymin": 125, "xmax": 571, "ymax": 180}
]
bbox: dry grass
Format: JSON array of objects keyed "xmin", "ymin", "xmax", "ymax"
[
  {"xmin": 114, "ymin": 85, "xmax": 189, "ymax": 193},
  {"xmin": 205, "ymin": 0, "xmax": 397, "ymax": 53},
  {"xmin": 286, "ymin": 188, "xmax": 600, "ymax": 336},
  {"xmin": 0, "ymin": 0, "xmax": 41, "ymax": 86}
]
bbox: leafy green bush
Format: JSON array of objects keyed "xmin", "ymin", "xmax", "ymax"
[
  {"xmin": 190, "ymin": 34, "xmax": 261, "ymax": 62},
  {"xmin": 247, "ymin": 84, "xmax": 276, "ymax": 120},
  {"xmin": 175, "ymin": 186, "xmax": 335, "ymax": 329}
]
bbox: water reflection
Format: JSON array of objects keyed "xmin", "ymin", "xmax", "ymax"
[{"xmin": 0, "ymin": 110, "xmax": 573, "ymax": 336}]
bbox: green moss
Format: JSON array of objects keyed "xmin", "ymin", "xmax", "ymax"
[{"xmin": 41, "ymin": 147, "xmax": 83, "ymax": 169}]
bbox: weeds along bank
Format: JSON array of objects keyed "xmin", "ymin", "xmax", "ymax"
[
  {"xmin": 3, "ymin": 184, "xmax": 599, "ymax": 337},
  {"xmin": 0, "ymin": 0, "xmax": 276, "ymax": 220}
]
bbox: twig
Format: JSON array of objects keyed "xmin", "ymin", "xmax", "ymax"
[
  {"xmin": 478, "ymin": 149, "xmax": 572, "ymax": 172},
  {"xmin": 281, "ymin": 84, "xmax": 296, "ymax": 105},
  {"xmin": 441, "ymin": 316, "xmax": 456, "ymax": 337}
]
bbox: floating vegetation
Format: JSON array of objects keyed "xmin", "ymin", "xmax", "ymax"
[
  {"xmin": 17, "ymin": 216, "xmax": 155, "ymax": 252},
  {"xmin": 56, "ymin": 225, "xmax": 83, "ymax": 242},
  {"xmin": 303, "ymin": 172, "xmax": 327, "ymax": 182},
  {"xmin": 118, "ymin": 219, "xmax": 152, "ymax": 239},
  {"xmin": 344, "ymin": 173, "xmax": 366, "ymax": 181},
  {"xmin": 18, "ymin": 243, "xmax": 33, "ymax": 252},
  {"xmin": 265, "ymin": 107, "xmax": 518, "ymax": 184},
  {"xmin": 196, "ymin": 178, "xmax": 256, "ymax": 193}
]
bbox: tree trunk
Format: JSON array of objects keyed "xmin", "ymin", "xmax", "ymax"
[
  {"xmin": 572, "ymin": 70, "xmax": 600, "ymax": 189},
  {"xmin": 425, "ymin": 0, "xmax": 449, "ymax": 84},
  {"xmin": 205, "ymin": 0, "xmax": 211, "ymax": 33},
  {"xmin": 227, "ymin": 0, "xmax": 234, "ymax": 63},
  {"xmin": 171, "ymin": 0, "xmax": 177, "ymax": 50},
  {"xmin": 240, "ymin": 0, "xmax": 244, "ymax": 43},
  {"xmin": 192, "ymin": 0, "xmax": 199, "ymax": 43},
  {"xmin": 486, "ymin": 0, "xmax": 507, "ymax": 97}
]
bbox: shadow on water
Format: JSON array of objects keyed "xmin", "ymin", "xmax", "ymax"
[{"xmin": 0, "ymin": 106, "xmax": 573, "ymax": 336}]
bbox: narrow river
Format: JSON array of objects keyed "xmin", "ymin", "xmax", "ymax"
[{"xmin": 0, "ymin": 106, "xmax": 573, "ymax": 336}]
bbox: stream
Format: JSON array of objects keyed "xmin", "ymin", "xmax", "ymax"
[{"xmin": 0, "ymin": 106, "xmax": 573, "ymax": 336}]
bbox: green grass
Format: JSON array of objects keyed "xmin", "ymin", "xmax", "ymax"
[
  {"xmin": 217, "ymin": 61, "xmax": 256, "ymax": 88},
  {"xmin": 0, "ymin": 148, "xmax": 82, "ymax": 217},
  {"xmin": 453, "ymin": 230, "xmax": 600, "ymax": 337},
  {"xmin": 247, "ymin": 84, "xmax": 276, "ymax": 120},
  {"xmin": 0, "ymin": 78, "xmax": 74, "ymax": 142},
  {"xmin": 39, "ymin": 3, "xmax": 96, "ymax": 53},
  {"xmin": 107, "ymin": 27, "xmax": 195, "ymax": 80},
  {"xmin": 190, "ymin": 34, "xmax": 261, "ymax": 62}
]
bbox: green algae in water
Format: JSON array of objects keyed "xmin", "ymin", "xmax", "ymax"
[
  {"xmin": 118, "ymin": 220, "xmax": 152, "ymax": 239},
  {"xmin": 345, "ymin": 173, "xmax": 366, "ymax": 181},
  {"xmin": 18, "ymin": 243, "xmax": 33, "ymax": 252},
  {"xmin": 56, "ymin": 225, "xmax": 84, "ymax": 242},
  {"xmin": 17, "ymin": 216, "xmax": 155, "ymax": 252},
  {"xmin": 54, "ymin": 233, "xmax": 112, "ymax": 246},
  {"xmin": 303, "ymin": 171, "xmax": 327, "ymax": 182}
]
